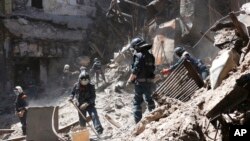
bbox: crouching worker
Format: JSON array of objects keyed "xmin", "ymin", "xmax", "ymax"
[
  {"xmin": 68, "ymin": 72, "xmax": 104, "ymax": 134},
  {"xmin": 161, "ymin": 47, "xmax": 209, "ymax": 80},
  {"xmin": 14, "ymin": 86, "xmax": 28, "ymax": 135}
]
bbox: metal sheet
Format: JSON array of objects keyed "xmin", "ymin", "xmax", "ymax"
[
  {"xmin": 26, "ymin": 106, "xmax": 59, "ymax": 141},
  {"xmin": 154, "ymin": 60, "xmax": 204, "ymax": 102}
]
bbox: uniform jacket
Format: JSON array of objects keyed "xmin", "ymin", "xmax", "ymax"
[
  {"xmin": 92, "ymin": 61, "xmax": 102, "ymax": 71},
  {"xmin": 15, "ymin": 93, "xmax": 28, "ymax": 112},
  {"xmin": 131, "ymin": 51, "xmax": 155, "ymax": 80},
  {"xmin": 70, "ymin": 83, "xmax": 96, "ymax": 106}
]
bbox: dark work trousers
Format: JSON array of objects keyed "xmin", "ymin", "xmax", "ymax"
[
  {"xmin": 95, "ymin": 70, "xmax": 106, "ymax": 85},
  {"xmin": 133, "ymin": 82, "xmax": 155, "ymax": 123},
  {"xmin": 78, "ymin": 106, "xmax": 103, "ymax": 133},
  {"xmin": 19, "ymin": 111, "xmax": 27, "ymax": 135}
]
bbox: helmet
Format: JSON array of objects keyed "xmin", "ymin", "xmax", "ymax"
[
  {"xmin": 130, "ymin": 37, "xmax": 152, "ymax": 52},
  {"xmin": 79, "ymin": 71, "xmax": 90, "ymax": 80},
  {"xmin": 14, "ymin": 86, "xmax": 23, "ymax": 95},
  {"xmin": 130, "ymin": 37, "xmax": 145, "ymax": 50},
  {"xmin": 94, "ymin": 58, "xmax": 99, "ymax": 62},
  {"xmin": 174, "ymin": 47, "xmax": 185, "ymax": 57},
  {"xmin": 79, "ymin": 71, "xmax": 90, "ymax": 85},
  {"xmin": 64, "ymin": 64, "xmax": 70, "ymax": 70}
]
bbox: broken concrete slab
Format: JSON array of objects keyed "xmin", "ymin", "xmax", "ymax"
[
  {"xmin": 210, "ymin": 49, "xmax": 240, "ymax": 89},
  {"xmin": 206, "ymin": 85, "xmax": 249, "ymax": 119},
  {"xmin": 4, "ymin": 19, "xmax": 83, "ymax": 41},
  {"xmin": 241, "ymin": 3, "xmax": 250, "ymax": 14}
]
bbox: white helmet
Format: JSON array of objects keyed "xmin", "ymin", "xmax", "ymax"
[
  {"xmin": 64, "ymin": 64, "xmax": 70, "ymax": 70},
  {"xmin": 14, "ymin": 86, "xmax": 23, "ymax": 95}
]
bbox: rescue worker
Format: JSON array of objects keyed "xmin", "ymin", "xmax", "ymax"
[
  {"xmin": 90, "ymin": 58, "xmax": 107, "ymax": 86},
  {"xmin": 126, "ymin": 37, "xmax": 156, "ymax": 123},
  {"xmin": 62, "ymin": 64, "xmax": 79, "ymax": 87},
  {"xmin": 69, "ymin": 72, "xmax": 103, "ymax": 134},
  {"xmin": 161, "ymin": 47, "xmax": 209, "ymax": 80},
  {"xmin": 14, "ymin": 86, "xmax": 28, "ymax": 135}
]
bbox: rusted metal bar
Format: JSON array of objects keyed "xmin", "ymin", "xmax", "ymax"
[
  {"xmin": 124, "ymin": 0, "xmax": 146, "ymax": 9},
  {"xmin": 157, "ymin": 65, "xmax": 186, "ymax": 94},
  {"xmin": 163, "ymin": 71, "xmax": 188, "ymax": 96},
  {"xmin": 182, "ymin": 84, "xmax": 199, "ymax": 102},
  {"xmin": 0, "ymin": 129, "xmax": 15, "ymax": 135},
  {"xmin": 184, "ymin": 60, "xmax": 204, "ymax": 87},
  {"xmin": 154, "ymin": 65, "xmax": 183, "ymax": 96},
  {"xmin": 168, "ymin": 74, "xmax": 190, "ymax": 98},
  {"xmin": 58, "ymin": 120, "xmax": 79, "ymax": 133},
  {"xmin": 6, "ymin": 136, "xmax": 26, "ymax": 141},
  {"xmin": 200, "ymin": 31, "xmax": 214, "ymax": 43},
  {"xmin": 171, "ymin": 78, "xmax": 193, "ymax": 98},
  {"xmin": 183, "ymin": 84, "xmax": 199, "ymax": 101},
  {"xmin": 172, "ymin": 79, "xmax": 194, "ymax": 99},
  {"xmin": 173, "ymin": 79, "xmax": 195, "ymax": 100},
  {"xmin": 154, "ymin": 60, "xmax": 185, "ymax": 95}
]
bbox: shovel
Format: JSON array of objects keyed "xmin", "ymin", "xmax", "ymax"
[{"xmin": 69, "ymin": 101, "xmax": 101, "ymax": 139}]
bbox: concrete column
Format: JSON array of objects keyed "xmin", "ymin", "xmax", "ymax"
[{"xmin": 40, "ymin": 60, "xmax": 48, "ymax": 87}]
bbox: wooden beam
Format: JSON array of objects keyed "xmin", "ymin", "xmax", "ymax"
[
  {"xmin": 58, "ymin": 120, "xmax": 79, "ymax": 133},
  {"xmin": 103, "ymin": 114, "xmax": 121, "ymax": 128},
  {"xmin": 0, "ymin": 129, "xmax": 15, "ymax": 135},
  {"xmin": 124, "ymin": 0, "xmax": 146, "ymax": 9},
  {"xmin": 6, "ymin": 136, "xmax": 26, "ymax": 141}
]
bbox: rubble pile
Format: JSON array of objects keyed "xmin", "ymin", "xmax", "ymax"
[{"xmin": 121, "ymin": 3, "xmax": 250, "ymax": 141}]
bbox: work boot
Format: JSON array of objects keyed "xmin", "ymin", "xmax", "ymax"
[{"xmin": 96, "ymin": 126, "xmax": 103, "ymax": 135}]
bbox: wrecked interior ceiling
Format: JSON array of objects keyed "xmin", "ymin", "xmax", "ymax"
[{"xmin": 1, "ymin": 0, "xmax": 250, "ymax": 141}]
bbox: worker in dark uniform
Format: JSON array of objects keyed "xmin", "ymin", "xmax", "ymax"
[
  {"xmin": 69, "ymin": 72, "xmax": 104, "ymax": 134},
  {"xmin": 14, "ymin": 86, "xmax": 28, "ymax": 135},
  {"xmin": 90, "ymin": 58, "xmax": 107, "ymax": 86},
  {"xmin": 62, "ymin": 64, "xmax": 79, "ymax": 87},
  {"xmin": 161, "ymin": 47, "xmax": 209, "ymax": 80},
  {"xmin": 126, "ymin": 37, "xmax": 156, "ymax": 123}
]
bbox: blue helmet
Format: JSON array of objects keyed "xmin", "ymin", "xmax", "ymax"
[
  {"xmin": 130, "ymin": 37, "xmax": 145, "ymax": 49},
  {"xmin": 174, "ymin": 47, "xmax": 185, "ymax": 57},
  {"xmin": 130, "ymin": 37, "xmax": 152, "ymax": 52}
]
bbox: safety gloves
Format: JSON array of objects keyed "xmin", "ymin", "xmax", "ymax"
[
  {"xmin": 80, "ymin": 103, "xmax": 89, "ymax": 110},
  {"xmin": 161, "ymin": 68, "xmax": 171, "ymax": 75}
]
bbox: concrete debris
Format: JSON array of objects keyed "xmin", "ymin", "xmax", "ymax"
[
  {"xmin": 114, "ymin": 98, "xmax": 125, "ymax": 109},
  {"xmin": 17, "ymin": 18, "xmax": 28, "ymax": 25},
  {"xmin": 241, "ymin": 3, "xmax": 250, "ymax": 15},
  {"xmin": 210, "ymin": 49, "xmax": 240, "ymax": 89}
]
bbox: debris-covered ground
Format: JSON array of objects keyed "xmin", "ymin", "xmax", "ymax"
[{"xmin": 1, "ymin": 1, "xmax": 250, "ymax": 141}]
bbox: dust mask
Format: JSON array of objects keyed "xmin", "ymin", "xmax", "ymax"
[
  {"xmin": 14, "ymin": 90, "xmax": 19, "ymax": 96},
  {"xmin": 80, "ymin": 79, "xmax": 89, "ymax": 85}
]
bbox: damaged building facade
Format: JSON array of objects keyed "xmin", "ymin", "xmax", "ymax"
[{"xmin": 0, "ymin": 0, "xmax": 118, "ymax": 94}]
